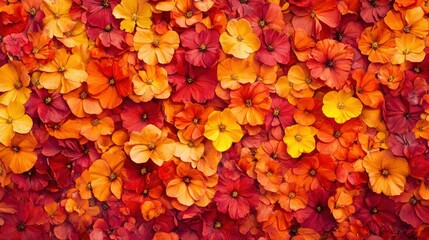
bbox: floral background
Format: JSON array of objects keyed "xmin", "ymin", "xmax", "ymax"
[{"xmin": 0, "ymin": 0, "xmax": 429, "ymax": 239}]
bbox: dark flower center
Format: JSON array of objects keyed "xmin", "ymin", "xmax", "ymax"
[
  {"xmin": 295, "ymin": 134, "xmax": 302, "ymax": 142},
  {"xmin": 273, "ymin": 108, "xmax": 280, "ymax": 117},
  {"xmin": 357, "ymin": 88, "xmax": 363, "ymax": 94},
  {"xmin": 104, "ymin": 24, "xmax": 112, "ymax": 32},
  {"xmin": 231, "ymin": 190, "xmax": 239, "ymax": 198},
  {"xmin": 309, "ymin": 169, "xmax": 316, "ymax": 176},
  {"xmin": 140, "ymin": 167, "xmax": 147, "ymax": 175},
  {"xmin": 219, "ymin": 124, "xmax": 226, "ymax": 132},
  {"xmin": 91, "ymin": 119, "xmax": 100, "ymax": 126},
  {"xmin": 403, "ymin": 26, "xmax": 410, "ymax": 33},
  {"xmin": 245, "ymin": 99, "xmax": 252, "ymax": 107},
  {"xmin": 16, "ymin": 223, "xmax": 26, "ymax": 232},
  {"xmin": 183, "ymin": 176, "xmax": 191, "ymax": 184},
  {"xmin": 14, "ymin": 81, "xmax": 22, "ymax": 89},
  {"xmin": 152, "ymin": 39, "xmax": 160, "ymax": 48},
  {"xmin": 404, "ymin": 112, "xmax": 411, "ymax": 119},
  {"xmin": 143, "ymin": 189, "xmax": 149, "ymax": 196},
  {"xmin": 288, "ymin": 192, "xmax": 296, "ymax": 199},
  {"xmin": 334, "ymin": 131, "xmax": 341, "ymax": 138},
  {"xmin": 214, "ymin": 221, "xmax": 222, "ymax": 229},
  {"xmin": 316, "ymin": 205, "xmax": 322, "ymax": 212},
  {"xmin": 186, "ymin": 77, "xmax": 194, "ymax": 84},
  {"xmin": 109, "ymin": 78, "xmax": 115, "ymax": 86},
  {"xmin": 109, "ymin": 173, "xmax": 117, "ymax": 181},
  {"xmin": 184, "ymin": 11, "xmax": 193, "ymax": 18},
  {"xmin": 414, "ymin": 67, "xmax": 421, "ymax": 73},
  {"xmin": 44, "ymin": 96, "xmax": 52, "ymax": 105},
  {"xmin": 12, "ymin": 146, "xmax": 20, "ymax": 152},
  {"xmin": 239, "ymin": 0, "xmax": 247, "ymax": 3},
  {"xmin": 80, "ymin": 91, "xmax": 88, "ymax": 99},
  {"xmin": 102, "ymin": 0, "xmax": 110, "ymax": 7},
  {"xmin": 336, "ymin": 32, "xmax": 344, "ymax": 41},
  {"xmin": 199, "ymin": 44, "xmax": 207, "ymax": 52},
  {"xmin": 267, "ymin": 45, "xmax": 274, "ymax": 51},
  {"xmin": 370, "ymin": 0, "xmax": 378, "ymax": 7},
  {"xmin": 66, "ymin": 163, "xmax": 72, "ymax": 169},
  {"xmin": 409, "ymin": 196, "xmax": 418, "ymax": 205},
  {"xmin": 289, "ymin": 226, "xmax": 298, "ymax": 237},
  {"xmin": 325, "ymin": 59, "xmax": 334, "ymax": 67},
  {"xmin": 148, "ymin": 142, "xmax": 156, "ymax": 150},
  {"xmin": 29, "ymin": 7, "xmax": 37, "ymax": 17},
  {"xmin": 381, "ymin": 169, "xmax": 389, "ymax": 177},
  {"xmin": 259, "ymin": 19, "xmax": 266, "ymax": 27},
  {"xmin": 141, "ymin": 113, "xmax": 148, "ymax": 121},
  {"xmin": 270, "ymin": 153, "xmax": 277, "ymax": 159},
  {"xmin": 193, "ymin": 118, "xmax": 200, "ymax": 124},
  {"xmin": 371, "ymin": 42, "xmax": 379, "ymax": 49},
  {"xmin": 371, "ymin": 207, "xmax": 378, "ymax": 214}
]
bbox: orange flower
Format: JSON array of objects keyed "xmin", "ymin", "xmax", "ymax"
[
  {"xmin": 45, "ymin": 119, "xmax": 81, "ymax": 140},
  {"xmin": 166, "ymin": 162, "xmax": 207, "ymax": 206},
  {"xmin": 38, "ymin": 48, "xmax": 87, "ymax": 93},
  {"xmin": 384, "ymin": 7, "xmax": 429, "ymax": 38},
  {"xmin": 377, "ymin": 63, "xmax": 404, "ymax": 90},
  {"xmin": 63, "ymin": 192, "xmax": 100, "ymax": 232},
  {"xmin": 328, "ymin": 187, "xmax": 356, "ymax": 223},
  {"xmin": 41, "ymin": 0, "xmax": 76, "ymax": 38},
  {"xmin": 0, "ymin": 61, "xmax": 31, "ymax": 105},
  {"xmin": 174, "ymin": 102, "xmax": 213, "ymax": 141},
  {"xmin": 63, "ymin": 83, "xmax": 103, "ymax": 117},
  {"xmin": 79, "ymin": 114, "xmax": 115, "ymax": 141},
  {"xmin": 112, "ymin": 0, "xmax": 153, "ymax": 33},
  {"xmin": 88, "ymin": 152, "xmax": 125, "ymax": 201},
  {"xmin": 124, "ymin": 124, "xmax": 176, "ymax": 166},
  {"xmin": 287, "ymin": 63, "xmax": 321, "ymax": 92},
  {"xmin": 217, "ymin": 58, "xmax": 256, "ymax": 90},
  {"xmin": 362, "ymin": 150, "xmax": 410, "ymax": 196},
  {"xmin": 131, "ymin": 65, "xmax": 171, "ymax": 102},
  {"xmin": 278, "ymin": 182, "xmax": 308, "ymax": 211},
  {"xmin": 174, "ymin": 132, "xmax": 204, "ymax": 167},
  {"xmin": 292, "ymin": 29, "xmax": 316, "ymax": 62},
  {"xmin": 392, "ymin": 33, "xmax": 426, "ymax": 64},
  {"xmin": 203, "ymin": 109, "xmax": 243, "ymax": 152},
  {"xmin": 140, "ymin": 200, "xmax": 165, "ymax": 221},
  {"xmin": 219, "ymin": 19, "xmax": 261, "ymax": 59},
  {"xmin": 253, "ymin": 60, "xmax": 278, "ymax": 91},
  {"xmin": 414, "ymin": 119, "xmax": 429, "ymax": 139},
  {"xmin": 0, "ymin": 133, "xmax": 37, "ymax": 174},
  {"xmin": 293, "ymin": 98, "xmax": 322, "ymax": 126},
  {"xmin": 357, "ymin": 23, "xmax": 395, "ymax": 63},
  {"xmin": 196, "ymin": 141, "xmax": 221, "ymax": 177},
  {"xmin": 133, "ymin": 28, "xmax": 180, "ymax": 65},
  {"xmin": 352, "ymin": 69, "xmax": 384, "ymax": 108},
  {"xmin": 86, "ymin": 59, "xmax": 132, "ymax": 109},
  {"xmin": 255, "ymin": 157, "xmax": 283, "ymax": 192},
  {"xmin": 229, "ymin": 82, "xmax": 272, "ymax": 126},
  {"xmin": 57, "ymin": 21, "xmax": 89, "ymax": 48},
  {"xmin": 171, "ymin": 0, "xmax": 202, "ymax": 28},
  {"xmin": 75, "ymin": 169, "xmax": 92, "ymax": 199},
  {"xmin": 0, "ymin": 102, "xmax": 33, "ymax": 146}
]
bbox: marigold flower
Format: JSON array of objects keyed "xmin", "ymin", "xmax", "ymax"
[
  {"xmin": 283, "ymin": 124, "xmax": 318, "ymax": 158},
  {"xmin": 112, "ymin": 0, "xmax": 152, "ymax": 33},
  {"xmin": 322, "ymin": 90, "xmax": 363, "ymax": 124},
  {"xmin": 363, "ymin": 150, "xmax": 410, "ymax": 196},
  {"xmin": 203, "ymin": 109, "xmax": 243, "ymax": 152},
  {"xmin": 219, "ymin": 19, "xmax": 261, "ymax": 59},
  {"xmin": 133, "ymin": 28, "xmax": 180, "ymax": 65},
  {"xmin": 124, "ymin": 124, "xmax": 176, "ymax": 166}
]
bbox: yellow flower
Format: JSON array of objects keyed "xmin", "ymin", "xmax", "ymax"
[
  {"xmin": 41, "ymin": 0, "xmax": 76, "ymax": 38},
  {"xmin": 133, "ymin": 29, "xmax": 180, "ymax": 65},
  {"xmin": 113, "ymin": 0, "xmax": 152, "ymax": 33},
  {"xmin": 283, "ymin": 124, "xmax": 317, "ymax": 158},
  {"xmin": 322, "ymin": 90, "xmax": 363, "ymax": 124},
  {"xmin": 0, "ymin": 102, "xmax": 33, "ymax": 146},
  {"xmin": 204, "ymin": 109, "xmax": 243, "ymax": 152},
  {"xmin": 219, "ymin": 19, "xmax": 261, "ymax": 59},
  {"xmin": 0, "ymin": 61, "xmax": 31, "ymax": 105}
]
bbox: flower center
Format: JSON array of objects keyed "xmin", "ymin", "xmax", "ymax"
[
  {"xmin": 310, "ymin": 11, "xmax": 316, "ymax": 18},
  {"xmin": 131, "ymin": 14, "xmax": 138, "ymax": 21},
  {"xmin": 387, "ymin": 76, "xmax": 393, "ymax": 82},
  {"xmin": 199, "ymin": 44, "xmax": 207, "ymax": 52},
  {"xmin": 334, "ymin": 131, "xmax": 341, "ymax": 138},
  {"xmin": 219, "ymin": 124, "xmax": 226, "ymax": 132},
  {"xmin": 12, "ymin": 146, "xmax": 20, "ymax": 152},
  {"xmin": 193, "ymin": 118, "xmax": 200, "ymax": 124},
  {"xmin": 32, "ymin": 48, "xmax": 39, "ymax": 54},
  {"xmin": 316, "ymin": 205, "xmax": 322, "ymax": 212},
  {"xmin": 371, "ymin": 42, "xmax": 379, "ymax": 49},
  {"xmin": 404, "ymin": 112, "xmax": 410, "ymax": 119},
  {"xmin": 337, "ymin": 102, "xmax": 345, "ymax": 109},
  {"xmin": 336, "ymin": 32, "xmax": 344, "ymax": 41},
  {"xmin": 148, "ymin": 142, "xmax": 156, "ymax": 150},
  {"xmin": 270, "ymin": 153, "xmax": 277, "ymax": 159},
  {"xmin": 102, "ymin": 0, "xmax": 110, "ymax": 7},
  {"xmin": 371, "ymin": 207, "xmax": 378, "ymax": 214},
  {"xmin": 184, "ymin": 11, "xmax": 193, "ymax": 18},
  {"xmin": 183, "ymin": 176, "xmax": 191, "ymax": 184},
  {"xmin": 295, "ymin": 134, "xmax": 302, "ymax": 142},
  {"xmin": 266, "ymin": 171, "xmax": 273, "ymax": 177},
  {"xmin": 414, "ymin": 67, "xmax": 421, "ymax": 73},
  {"xmin": 273, "ymin": 108, "xmax": 280, "ymax": 117},
  {"xmin": 104, "ymin": 24, "xmax": 112, "ymax": 32},
  {"xmin": 152, "ymin": 39, "xmax": 160, "ymax": 48},
  {"xmin": 141, "ymin": 113, "xmax": 148, "ymax": 121},
  {"xmin": 58, "ymin": 66, "xmax": 66, "ymax": 72},
  {"xmin": 288, "ymin": 192, "xmax": 296, "ymax": 199},
  {"xmin": 236, "ymin": 35, "xmax": 244, "ymax": 42},
  {"xmin": 381, "ymin": 169, "xmax": 389, "ymax": 177},
  {"xmin": 29, "ymin": 7, "xmax": 37, "ymax": 17},
  {"xmin": 245, "ymin": 99, "xmax": 252, "ymax": 107},
  {"xmin": 409, "ymin": 196, "xmax": 418, "ymax": 205},
  {"xmin": 403, "ymin": 49, "xmax": 410, "ymax": 55},
  {"xmin": 187, "ymin": 141, "xmax": 194, "ymax": 147},
  {"xmin": 6, "ymin": 117, "xmax": 13, "ymax": 124},
  {"xmin": 370, "ymin": 0, "xmax": 378, "ymax": 7},
  {"xmin": 309, "ymin": 169, "xmax": 316, "ymax": 176},
  {"xmin": 16, "ymin": 223, "xmax": 26, "ymax": 232},
  {"xmin": 109, "ymin": 78, "xmax": 115, "ymax": 86},
  {"xmin": 80, "ymin": 91, "xmax": 88, "ymax": 99},
  {"xmin": 66, "ymin": 163, "xmax": 72, "ymax": 169},
  {"xmin": 140, "ymin": 167, "xmax": 147, "ymax": 175},
  {"xmin": 91, "ymin": 119, "xmax": 100, "ymax": 126},
  {"xmin": 325, "ymin": 59, "xmax": 334, "ymax": 67},
  {"xmin": 214, "ymin": 221, "xmax": 222, "ymax": 229},
  {"xmin": 109, "ymin": 173, "xmax": 117, "ymax": 181},
  {"xmin": 44, "ymin": 96, "xmax": 52, "ymax": 105},
  {"xmin": 258, "ymin": 19, "xmax": 266, "ymax": 27},
  {"xmin": 186, "ymin": 77, "xmax": 194, "ymax": 84},
  {"xmin": 14, "ymin": 81, "xmax": 22, "ymax": 89},
  {"xmin": 231, "ymin": 190, "xmax": 239, "ymax": 198},
  {"xmin": 231, "ymin": 74, "xmax": 238, "ymax": 81},
  {"xmin": 403, "ymin": 26, "xmax": 410, "ymax": 33},
  {"xmin": 267, "ymin": 45, "xmax": 274, "ymax": 51}
]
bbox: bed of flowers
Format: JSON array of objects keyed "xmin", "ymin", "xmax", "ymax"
[{"xmin": 1, "ymin": 0, "xmax": 429, "ymax": 239}]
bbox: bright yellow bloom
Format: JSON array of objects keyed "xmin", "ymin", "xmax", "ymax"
[
  {"xmin": 0, "ymin": 102, "xmax": 33, "ymax": 146},
  {"xmin": 113, "ymin": 0, "xmax": 152, "ymax": 33},
  {"xmin": 133, "ymin": 29, "xmax": 180, "ymax": 65},
  {"xmin": 219, "ymin": 19, "xmax": 261, "ymax": 59},
  {"xmin": 283, "ymin": 124, "xmax": 317, "ymax": 158},
  {"xmin": 41, "ymin": 0, "xmax": 76, "ymax": 38},
  {"xmin": 39, "ymin": 48, "xmax": 88, "ymax": 94},
  {"xmin": 204, "ymin": 109, "xmax": 243, "ymax": 152},
  {"xmin": 0, "ymin": 62, "xmax": 31, "ymax": 105},
  {"xmin": 322, "ymin": 90, "xmax": 363, "ymax": 124}
]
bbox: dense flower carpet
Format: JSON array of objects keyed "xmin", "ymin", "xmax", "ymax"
[{"xmin": 0, "ymin": 0, "xmax": 429, "ymax": 239}]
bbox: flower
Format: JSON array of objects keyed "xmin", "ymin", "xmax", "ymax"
[
  {"xmin": 322, "ymin": 90, "xmax": 363, "ymax": 124},
  {"xmin": 120, "ymin": 100, "xmax": 164, "ymax": 133},
  {"xmin": 391, "ymin": 34, "xmax": 426, "ymax": 64},
  {"xmin": 63, "ymin": 83, "xmax": 103, "ymax": 117},
  {"xmin": 283, "ymin": 124, "xmax": 318, "ymax": 158},
  {"xmin": 383, "ymin": 94, "xmax": 422, "ymax": 135},
  {"xmin": 360, "ymin": 0, "xmax": 390, "ymax": 23},
  {"xmin": 306, "ymin": 39, "xmax": 354, "ymax": 90},
  {"xmin": 180, "ymin": 29, "xmax": 220, "ymax": 68},
  {"xmin": 362, "ymin": 150, "xmax": 409, "ymax": 196},
  {"xmin": 124, "ymin": 124, "xmax": 176, "ymax": 166},
  {"xmin": 217, "ymin": 57, "xmax": 256, "ymax": 90},
  {"xmin": 41, "ymin": 0, "xmax": 75, "ymax": 38},
  {"xmin": 38, "ymin": 48, "xmax": 87, "ymax": 94},
  {"xmin": 25, "ymin": 87, "xmax": 70, "ymax": 123},
  {"xmin": 384, "ymin": 7, "xmax": 429, "ymax": 38},
  {"xmin": 171, "ymin": 0, "xmax": 202, "ymax": 28},
  {"xmin": 245, "ymin": 2, "xmax": 285, "ymax": 35},
  {"xmin": 0, "ymin": 102, "xmax": 33, "ymax": 146},
  {"xmin": 131, "ymin": 65, "xmax": 171, "ymax": 102},
  {"xmin": 229, "ymin": 82, "xmax": 271, "ymax": 126},
  {"xmin": 255, "ymin": 29, "xmax": 290, "ymax": 67},
  {"xmin": 219, "ymin": 18, "xmax": 261, "ymax": 59},
  {"xmin": 112, "ymin": 0, "xmax": 152, "ymax": 33},
  {"xmin": 298, "ymin": 188, "xmax": 336, "ymax": 232},
  {"xmin": 292, "ymin": 154, "xmax": 336, "ymax": 191},
  {"xmin": 0, "ymin": 61, "xmax": 31, "ymax": 105},
  {"xmin": 203, "ymin": 109, "xmax": 243, "ymax": 152},
  {"xmin": 278, "ymin": 182, "xmax": 308, "ymax": 212},
  {"xmin": 174, "ymin": 102, "xmax": 213, "ymax": 140},
  {"xmin": 357, "ymin": 23, "xmax": 395, "ymax": 63},
  {"xmin": 352, "ymin": 68, "xmax": 384, "ymax": 108},
  {"xmin": 89, "ymin": 152, "xmax": 125, "ymax": 201},
  {"xmin": 0, "ymin": 133, "xmax": 37, "ymax": 174},
  {"xmin": 133, "ymin": 28, "xmax": 180, "ymax": 65}
]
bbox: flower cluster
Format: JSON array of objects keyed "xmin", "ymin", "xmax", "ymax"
[{"xmin": 0, "ymin": 0, "xmax": 429, "ymax": 239}]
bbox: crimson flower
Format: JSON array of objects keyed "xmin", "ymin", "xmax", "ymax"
[
  {"xmin": 11, "ymin": 157, "xmax": 50, "ymax": 191},
  {"xmin": 83, "ymin": 0, "xmax": 119, "ymax": 29},
  {"xmin": 25, "ymin": 87, "xmax": 70, "ymax": 123},
  {"xmin": 229, "ymin": 0, "xmax": 264, "ymax": 18},
  {"xmin": 47, "ymin": 153, "xmax": 74, "ymax": 188},
  {"xmin": 360, "ymin": 0, "xmax": 391, "ymax": 24},
  {"xmin": 202, "ymin": 204, "xmax": 243, "ymax": 240},
  {"xmin": 383, "ymin": 94, "xmax": 422, "ymax": 135},
  {"xmin": 120, "ymin": 100, "xmax": 164, "ymax": 132},
  {"xmin": 389, "ymin": 132, "xmax": 426, "ymax": 158},
  {"xmin": 393, "ymin": 181, "xmax": 429, "ymax": 228},
  {"xmin": 86, "ymin": 20, "xmax": 127, "ymax": 49},
  {"xmin": 245, "ymin": 3, "xmax": 285, "ymax": 35},
  {"xmin": 180, "ymin": 29, "xmax": 221, "ymax": 68},
  {"xmin": 256, "ymin": 29, "xmax": 290, "ymax": 67}
]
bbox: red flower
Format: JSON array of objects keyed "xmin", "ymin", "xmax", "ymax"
[
  {"xmin": 229, "ymin": 0, "xmax": 264, "ymax": 18},
  {"xmin": 0, "ymin": 4, "xmax": 28, "ymax": 36},
  {"xmin": 120, "ymin": 100, "xmax": 164, "ymax": 132},
  {"xmin": 180, "ymin": 29, "xmax": 221, "ymax": 68},
  {"xmin": 383, "ymin": 94, "xmax": 422, "ymax": 135},
  {"xmin": 264, "ymin": 94, "xmax": 295, "ymax": 140},
  {"xmin": 332, "ymin": 15, "xmax": 363, "ymax": 48},
  {"xmin": 292, "ymin": 154, "xmax": 336, "ymax": 191},
  {"xmin": 360, "ymin": 0, "xmax": 390, "ymax": 24},
  {"xmin": 87, "ymin": 20, "xmax": 127, "ymax": 50},
  {"xmin": 256, "ymin": 29, "xmax": 290, "ymax": 67},
  {"xmin": 11, "ymin": 157, "xmax": 50, "ymax": 191},
  {"xmin": 214, "ymin": 173, "xmax": 259, "ymax": 219},
  {"xmin": 389, "ymin": 132, "xmax": 426, "ymax": 158},
  {"xmin": 47, "ymin": 154, "xmax": 74, "ymax": 188},
  {"xmin": 170, "ymin": 64, "xmax": 217, "ymax": 103},
  {"xmin": 245, "ymin": 3, "xmax": 285, "ymax": 36},
  {"xmin": 25, "ymin": 87, "xmax": 71, "ymax": 123},
  {"xmin": 83, "ymin": 0, "xmax": 119, "ymax": 29},
  {"xmin": 394, "ymin": 182, "xmax": 429, "ymax": 228},
  {"xmin": 201, "ymin": 204, "xmax": 243, "ymax": 240}
]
